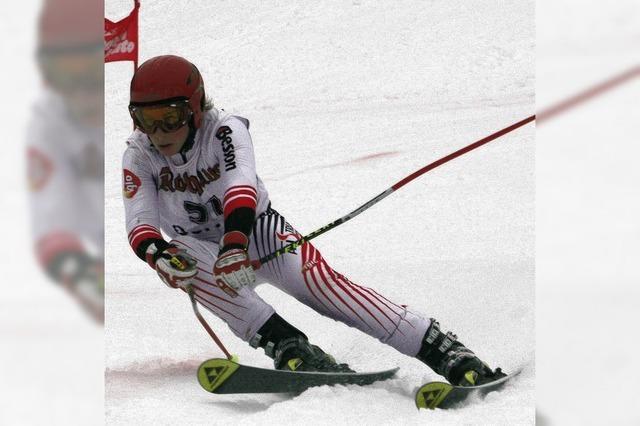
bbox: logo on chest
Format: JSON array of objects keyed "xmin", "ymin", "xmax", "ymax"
[{"xmin": 158, "ymin": 165, "xmax": 220, "ymax": 195}]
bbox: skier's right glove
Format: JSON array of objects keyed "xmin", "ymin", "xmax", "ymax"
[
  {"xmin": 145, "ymin": 243, "xmax": 198, "ymax": 289},
  {"xmin": 213, "ymin": 231, "xmax": 256, "ymax": 297}
]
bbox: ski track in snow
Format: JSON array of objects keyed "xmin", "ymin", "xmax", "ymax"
[{"xmin": 105, "ymin": 0, "xmax": 534, "ymax": 424}]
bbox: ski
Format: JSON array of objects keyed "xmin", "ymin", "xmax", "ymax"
[
  {"xmin": 197, "ymin": 358, "xmax": 399, "ymax": 394},
  {"xmin": 415, "ymin": 368, "xmax": 523, "ymax": 410}
]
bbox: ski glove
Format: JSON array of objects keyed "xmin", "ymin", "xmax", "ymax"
[
  {"xmin": 146, "ymin": 243, "xmax": 197, "ymax": 289},
  {"xmin": 213, "ymin": 231, "xmax": 256, "ymax": 297}
]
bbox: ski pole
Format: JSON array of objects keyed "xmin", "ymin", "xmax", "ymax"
[
  {"xmin": 186, "ymin": 284, "xmax": 233, "ymax": 360},
  {"xmin": 256, "ymin": 114, "xmax": 535, "ymax": 266}
]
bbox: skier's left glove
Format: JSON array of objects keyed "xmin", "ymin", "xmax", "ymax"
[
  {"xmin": 213, "ymin": 231, "xmax": 256, "ymax": 297},
  {"xmin": 146, "ymin": 243, "xmax": 198, "ymax": 289}
]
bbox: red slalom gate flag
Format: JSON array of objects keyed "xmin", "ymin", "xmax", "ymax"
[{"xmin": 105, "ymin": 0, "xmax": 140, "ymax": 67}]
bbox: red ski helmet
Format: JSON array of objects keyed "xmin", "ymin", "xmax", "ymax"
[{"xmin": 129, "ymin": 55, "xmax": 205, "ymax": 129}]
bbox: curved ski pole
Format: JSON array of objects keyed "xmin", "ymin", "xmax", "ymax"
[
  {"xmin": 186, "ymin": 284, "xmax": 233, "ymax": 360},
  {"xmin": 257, "ymin": 114, "xmax": 535, "ymax": 266}
]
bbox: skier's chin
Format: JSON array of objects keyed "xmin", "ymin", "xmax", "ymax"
[
  {"xmin": 155, "ymin": 142, "xmax": 181, "ymax": 156},
  {"xmin": 149, "ymin": 126, "xmax": 189, "ymax": 156}
]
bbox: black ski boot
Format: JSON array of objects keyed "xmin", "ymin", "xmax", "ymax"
[
  {"xmin": 273, "ymin": 336, "xmax": 354, "ymax": 373},
  {"xmin": 416, "ymin": 319, "xmax": 506, "ymax": 386},
  {"xmin": 250, "ymin": 313, "xmax": 354, "ymax": 373}
]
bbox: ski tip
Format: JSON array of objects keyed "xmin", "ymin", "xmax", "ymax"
[
  {"xmin": 388, "ymin": 366, "xmax": 400, "ymax": 377},
  {"xmin": 368, "ymin": 366, "xmax": 399, "ymax": 381},
  {"xmin": 351, "ymin": 366, "xmax": 399, "ymax": 379},
  {"xmin": 369, "ymin": 366, "xmax": 399, "ymax": 375}
]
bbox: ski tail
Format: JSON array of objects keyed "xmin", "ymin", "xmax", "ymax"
[
  {"xmin": 415, "ymin": 382, "xmax": 454, "ymax": 409},
  {"xmin": 197, "ymin": 358, "xmax": 239, "ymax": 392},
  {"xmin": 415, "ymin": 367, "xmax": 524, "ymax": 410}
]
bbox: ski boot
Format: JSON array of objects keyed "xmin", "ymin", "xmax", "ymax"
[
  {"xmin": 250, "ymin": 313, "xmax": 354, "ymax": 373},
  {"xmin": 273, "ymin": 336, "xmax": 354, "ymax": 373},
  {"xmin": 416, "ymin": 319, "xmax": 506, "ymax": 386}
]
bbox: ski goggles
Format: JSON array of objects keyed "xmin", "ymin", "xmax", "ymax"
[{"xmin": 128, "ymin": 99, "xmax": 192, "ymax": 134}]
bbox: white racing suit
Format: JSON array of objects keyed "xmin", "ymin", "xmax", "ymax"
[{"xmin": 122, "ymin": 109, "xmax": 429, "ymax": 357}]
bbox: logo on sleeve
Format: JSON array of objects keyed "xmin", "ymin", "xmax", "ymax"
[
  {"xmin": 123, "ymin": 169, "xmax": 141, "ymax": 198},
  {"xmin": 215, "ymin": 126, "xmax": 237, "ymax": 172}
]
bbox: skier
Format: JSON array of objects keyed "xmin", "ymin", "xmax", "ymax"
[{"xmin": 122, "ymin": 55, "xmax": 505, "ymax": 386}]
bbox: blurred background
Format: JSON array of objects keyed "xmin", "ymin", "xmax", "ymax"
[
  {"xmin": 537, "ymin": 0, "xmax": 639, "ymax": 424},
  {"xmin": 0, "ymin": 0, "xmax": 104, "ymax": 424}
]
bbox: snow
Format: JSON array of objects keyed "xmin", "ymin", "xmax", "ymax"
[{"xmin": 105, "ymin": 1, "xmax": 534, "ymax": 424}]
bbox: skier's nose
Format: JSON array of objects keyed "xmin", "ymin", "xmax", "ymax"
[{"xmin": 151, "ymin": 126, "xmax": 172, "ymax": 139}]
